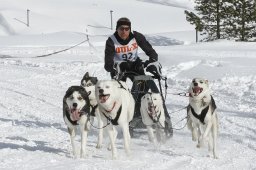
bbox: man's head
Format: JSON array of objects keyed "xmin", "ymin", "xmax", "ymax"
[{"xmin": 116, "ymin": 17, "xmax": 131, "ymax": 40}]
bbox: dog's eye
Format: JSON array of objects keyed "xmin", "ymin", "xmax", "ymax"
[
  {"xmin": 69, "ymin": 96, "xmax": 74, "ymax": 100},
  {"xmin": 87, "ymin": 83, "xmax": 92, "ymax": 87},
  {"xmin": 78, "ymin": 96, "xmax": 83, "ymax": 100},
  {"xmin": 106, "ymin": 85, "xmax": 110, "ymax": 88},
  {"xmin": 200, "ymin": 81, "xmax": 204, "ymax": 84},
  {"xmin": 153, "ymin": 98, "xmax": 157, "ymax": 100}
]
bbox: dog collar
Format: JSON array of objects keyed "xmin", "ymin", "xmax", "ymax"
[
  {"xmin": 90, "ymin": 104, "xmax": 98, "ymax": 117},
  {"xmin": 104, "ymin": 102, "xmax": 116, "ymax": 112}
]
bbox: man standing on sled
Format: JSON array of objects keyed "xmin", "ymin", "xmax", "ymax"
[{"xmin": 104, "ymin": 17, "xmax": 173, "ymax": 137}]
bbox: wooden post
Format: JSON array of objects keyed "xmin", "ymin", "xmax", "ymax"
[
  {"xmin": 196, "ymin": 28, "xmax": 198, "ymax": 43},
  {"xmin": 27, "ymin": 9, "xmax": 30, "ymax": 27},
  {"xmin": 110, "ymin": 10, "xmax": 113, "ymax": 30}
]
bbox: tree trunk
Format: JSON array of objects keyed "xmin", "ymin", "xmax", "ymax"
[{"xmin": 216, "ymin": 1, "xmax": 221, "ymax": 39}]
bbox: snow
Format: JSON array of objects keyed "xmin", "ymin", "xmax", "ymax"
[{"xmin": 0, "ymin": 0, "xmax": 256, "ymax": 170}]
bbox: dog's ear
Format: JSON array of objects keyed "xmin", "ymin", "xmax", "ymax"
[
  {"xmin": 82, "ymin": 72, "xmax": 90, "ymax": 81},
  {"xmin": 85, "ymin": 72, "xmax": 89, "ymax": 78},
  {"xmin": 205, "ymin": 79, "xmax": 209, "ymax": 87},
  {"xmin": 64, "ymin": 86, "xmax": 74, "ymax": 98},
  {"xmin": 92, "ymin": 77, "xmax": 98, "ymax": 84}
]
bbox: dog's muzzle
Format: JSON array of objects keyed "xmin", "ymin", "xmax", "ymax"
[
  {"xmin": 192, "ymin": 86, "xmax": 203, "ymax": 96},
  {"xmin": 99, "ymin": 94, "xmax": 110, "ymax": 103},
  {"xmin": 70, "ymin": 108, "xmax": 81, "ymax": 121},
  {"xmin": 148, "ymin": 104, "xmax": 157, "ymax": 115}
]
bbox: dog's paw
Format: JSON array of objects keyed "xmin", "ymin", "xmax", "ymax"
[
  {"xmin": 80, "ymin": 152, "xmax": 87, "ymax": 159},
  {"xmin": 192, "ymin": 136, "xmax": 197, "ymax": 141},
  {"xmin": 148, "ymin": 136, "xmax": 154, "ymax": 142},
  {"xmin": 96, "ymin": 143, "xmax": 103, "ymax": 149},
  {"xmin": 125, "ymin": 149, "xmax": 131, "ymax": 157},
  {"xmin": 199, "ymin": 136, "xmax": 207, "ymax": 147},
  {"xmin": 207, "ymin": 153, "xmax": 218, "ymax": 159},
  {"xmin": 72, "ymin": 151, "xmax": 79, "ymax": 159},
  {"xmin": 213, "ymin": 155, "xmax": 219, "ymax": 159},
  {"xmin": 107, "ymin": 143, "xmax": 112, "ymax": 151},
  {"xmin": 112, "ymin": 155, "xmax": 117, "ymax": 160}
]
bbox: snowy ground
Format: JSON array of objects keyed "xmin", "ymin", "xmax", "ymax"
[{"xmin": 1, "ymin": 0, "xmax": 256, "ymax": 170}]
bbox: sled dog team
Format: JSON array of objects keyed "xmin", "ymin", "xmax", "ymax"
[{"xmin": 63, "ymin": 72, "xmax": 219, "ymax": 159}]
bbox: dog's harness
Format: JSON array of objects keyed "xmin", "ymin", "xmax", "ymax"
[
  {"xmin": 102, "ymin": 105, "xmax": 122, "ymax": 126},
  {"xmin": 188, "ymin": 96, "xmax": 217, "ymax": 124},
  {"xmin": 116, "ymin": 80, "xmax": 127, "ymax": 90},
  {"xmin": 89, "ymin": 104, "xmax": 98, "ymax": 117},
  {"xmin": 149, "ymin": 111, "xmax": 162, "ymax": 123},
  {"xmin": 99, "ymin": 80, "xmax": 126, "ymax": 126}
]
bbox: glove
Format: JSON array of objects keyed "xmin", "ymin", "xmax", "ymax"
[
  {"xmin": 133, "ymin": 58, "xmax": 144, "ymax": 71},
  {"xmin": 144, "ymin": 60, "xmax": 151, "ymax": 67},
  {"xmin": 109, "ymin": 67, "xmax": 117, "ymax": 79},
  {"xmin": 144, "ymin": 58, "xmax": 156, "ymax": 68},
  {"xmin": 119, "ymin": 62, "xmax": 132, "ymax": 71},
  {"xmin": 146, "ymin": 61, "xmax": 162, "ymax": 79}
]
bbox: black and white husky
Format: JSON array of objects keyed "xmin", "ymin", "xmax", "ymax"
[
  {"xmin": 81, "ymin": 72, "xmax": 104, "ymax": 149},
  {"xmin": 63, "ymin": 86, "xmax": 92, "ymax": 158},
  {"xmin": 187, "ymin": 78, "xmax": 219, "ymax": 158}
]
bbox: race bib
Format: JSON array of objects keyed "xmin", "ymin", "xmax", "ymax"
[{"xmin": 110, "ymin": 35, "xmax": 138, "ymax": 62}]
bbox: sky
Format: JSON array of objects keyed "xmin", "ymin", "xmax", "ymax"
[{"xmin": 0, "ymin": 0, "xmax": 256, "ymax": 170}]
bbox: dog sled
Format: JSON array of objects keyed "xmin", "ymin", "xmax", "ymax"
[{"xmin": 114, "ymin": 61, "xmax": 173, "ymax": 138}]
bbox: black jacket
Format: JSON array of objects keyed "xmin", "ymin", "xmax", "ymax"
[{"xmin": 104, "ymin": 31, "xmax": 158, "ymax": 72}]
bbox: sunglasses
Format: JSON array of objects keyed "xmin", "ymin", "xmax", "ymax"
[{"xmin": 118, "ymin": 26, "xmax": 130, "ymax": 31}]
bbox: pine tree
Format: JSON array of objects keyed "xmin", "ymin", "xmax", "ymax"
[
  {"xmin": 185, "ymin": 0, "xmax": 256, "ymax": 41},
  {"xmin": 221, "ymin": 1, "xmax": 234, "ymax": 38},
  {"xmin": 185, "ymin": 0, "xmax": 228, "ymax": 41},
  {"xmin": 184, "ymin": 10, "xmax": 203, "ymax": 42},
  {"xmin": 226, "ymin": 0, "xmax": 256, "ymax": 41}
]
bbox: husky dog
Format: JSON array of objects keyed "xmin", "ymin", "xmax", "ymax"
[
  {"xmin": 95, "ymin": 80, "xmax": 135, "ymax": 159},
  {"xmin": 63, "ymin": 86, "xmax": 92, "ymax": 158},
  {"xmin": 140, "ymin": 92, "xmax": 166, "ymax": 145},
  {"xmin": 81, "ymin": 72, "xmax": 103, "ymax": 148},
  {"xmin": 187, "ymin": 78, "xmax": 218, "ymax": 158}
]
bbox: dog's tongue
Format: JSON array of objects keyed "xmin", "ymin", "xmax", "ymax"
[
  {"xmin": 193, "ymin": 86, "xmax": 202, "ymax": 94},
  {"xmin": 99, "ymin": 95, "xmax": 109, "ymax": 103},
  {"xmin": 148, "ymin": 106, "xmax": 156, "ymax": 115},
  {"xmin": 71, "ymin": 109, "xmax": 80, "ymax": 121}
]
